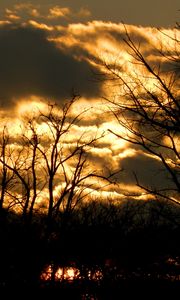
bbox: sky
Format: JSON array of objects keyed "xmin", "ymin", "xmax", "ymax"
[
  {"xmin": 0, "ymin": 1, "xmax": 179, "ymax": 209},
  {"xmin": 0, "ymin": 0, "xmax": 179, "ymax": 27}
]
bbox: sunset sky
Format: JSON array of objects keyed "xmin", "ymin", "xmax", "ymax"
[
  {"xmin": 0, "ymin": 0, "xmax": 179, "ymax": 27},
  {"xmin": 0, "ymin": 1, "xmax": 179, "ymax": 207}
]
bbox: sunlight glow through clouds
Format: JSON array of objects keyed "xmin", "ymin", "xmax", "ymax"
[
  {"xmin": 28, "ymin": 20, "xmax": 54, "ymax": 31},
  {"xmin": 0, "ymin": 3, "xmax": 178, "ymax": 205},
  {"xmin": 16, "ymin": 96, "xmax": 47, "ymax": 115}
]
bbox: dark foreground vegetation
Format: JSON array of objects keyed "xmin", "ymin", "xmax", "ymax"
[{"xmin": 0, "ymin": 198, "xmax": 180, "ymax": 297}]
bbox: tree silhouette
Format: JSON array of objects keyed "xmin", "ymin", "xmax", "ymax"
[
  {"xmin": 102, "ymin": 25, "xmax": 180, "ymax": 203},
  {"xmin": 0, "ymin": 96, "xmax": 117, "ymax": 228},
  {"xmin": 0, "ymin": 126, "xmax": 15, "ymax": 213}
]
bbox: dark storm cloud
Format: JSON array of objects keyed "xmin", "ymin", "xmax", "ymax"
[
  {"xmin": 119, "ymin": 152, "xmax": 176, "ymax": 191},
  {"xmin": 0, "ymin": 24, "xmax": 101, "ymax": 107}
]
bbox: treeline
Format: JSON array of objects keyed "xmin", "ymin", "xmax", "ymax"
[{"xmin": 0, "ymin": 197, "xmax": 180, "ymax": 290}]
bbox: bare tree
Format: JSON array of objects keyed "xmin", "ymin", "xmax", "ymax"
[
  {"xmin": 101, "ymin": 25, "xmax": 180, "ymax": 203},
  {"xmin": 0, "ymin": 126, "xmax": 14, "ymax": 212},
  {"xmin": 0, "ymin": 136, "xmax": 33, "ymax": 220},
  {"xmin": 0, "ymin": 97, "xmax": 117, "ymax": 228},
  {"xmin": 20, "ymin": 117, "xmax": 43, "ymax": 222},
  {"xmin": 32, "ymin": 97, "xmax": 117, "ymax": 227}
]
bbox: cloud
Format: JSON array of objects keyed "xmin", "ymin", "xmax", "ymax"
[
  {"xmin": 0, "ymin": 24, "xmax": 102, "ymax": 108},
  {"xmin": 5, "ymin": 9, "xmax": 21, "ymax": 21},
  {"xmin": 54, "ymin": 22, "xmax": 179, "ymax": 75},
  {"xmin": 5, "ymin": 3, "xmax": 41, "ymax": 19},
  {"xmin": 48, "ymin": 6, "xmax": 71, "ymax": 19},
  {"xmin": 118, "ymin": 151, "xmax": 176, "ymax": 191},
  {"xmin": 77, "ymin": 7, "xmax": 91, "ymax": 18},
  {"xmin": 57, "ymin": 21, "xmax": 151, "ymax": 46},
  {"xmin": 0, "ymin": 17, "xmax": 178, "ymax": 202},
  {"xmin": 1, "ymin": 3, "xmax": 92, "ymax": 26},
  {"xmin": 0, "ymin": 20, "xmax": 11, "ymax": 25},
  {"xmin": 47, "ymin": 5, "xmax": 92, "ymax": 21},
  {"xmin": 14, "ymin": 3, "xmax": 40, "ymax": 16},
  {"xmin": 28, "ymin": 20, "xmax": 54, "ymax": 31}
]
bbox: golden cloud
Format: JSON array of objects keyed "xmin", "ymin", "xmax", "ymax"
[
  {"xmin": 28, "ymin": 20, "xmax": 54, "ymax": 31},
  {"xmin": 48, "ymin": 6, "xmax": 71, "ymax": 19},
  {"xmin": 0, "ymin": 15, "xmax": 178, "ymax": 207},
  {"xmin": 6, "ymin": 13, "xmax": 20, "ymax": 20},
  {"xmin": 0, "ymin": 20, "xmax": 11, "ymax": 25}
]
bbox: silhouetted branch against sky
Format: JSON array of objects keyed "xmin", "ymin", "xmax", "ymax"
[
  {"xmin": 102, "ymin": 25, "xmax": 180, "ymax": 202},
  {"xmin": 0, "ymin": 0, "xmax": 179, "ymax": 212}
]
